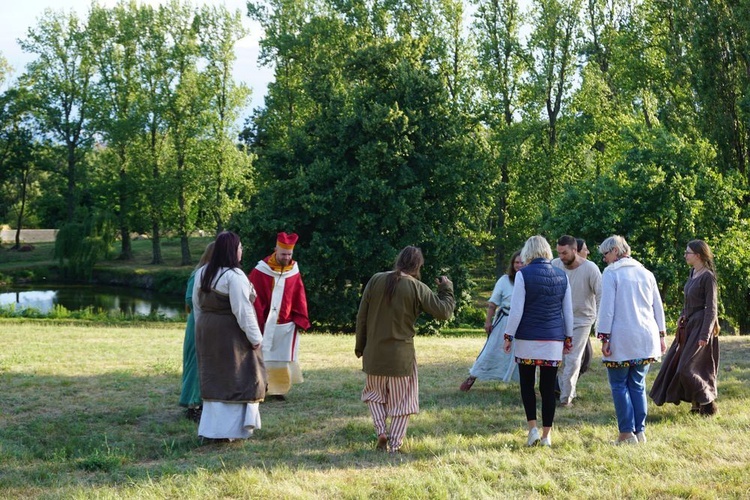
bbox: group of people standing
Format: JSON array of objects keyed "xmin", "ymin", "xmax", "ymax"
[
  {"xmin": 178, "ymin": 231, "xmax": 310, "ymax": 441},
  {"xmin": 458, "ymin": 234, "xmax": 720, "ymax": 447},
  {"xmin": 177, "ymin": 231, "xmax": 720, "ymax": 452}
]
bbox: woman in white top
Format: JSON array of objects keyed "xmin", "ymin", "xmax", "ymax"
[
  {"xmin": 193, "ymin": 231, "xmax": 266, "ymax": 441},
  {"xmin": 460, "ymin": 250, "xmax": 522, "ymax": 391},
  {"xmin": 596, "ymin": 235, "xmax": 666, "ymax": 445}
]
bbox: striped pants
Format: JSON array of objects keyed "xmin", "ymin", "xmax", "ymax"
[{"xmin": 361, "ymin": 361, "xmax": 419, "ymax": 451}]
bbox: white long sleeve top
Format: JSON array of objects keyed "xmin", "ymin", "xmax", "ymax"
[
  {"xmin": 504, "ymin": 271, "xmax": 574, "ymax": 340},
  {"xmin": 596, "ymin": 257, "xmax": 666, "ymax": 362}
]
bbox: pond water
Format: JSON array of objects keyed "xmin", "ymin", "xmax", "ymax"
[{"xmin": 0, "ymin": 284, "xmax": 186, "ymax": 319}]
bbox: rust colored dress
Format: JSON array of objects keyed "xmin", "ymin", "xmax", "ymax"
[{"xmin": 650, "ymin": 270, "xmax": 719, "ymax": 407}]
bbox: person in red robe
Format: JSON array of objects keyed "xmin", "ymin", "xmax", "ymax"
[{"xmin": 249, "ymin": 232, "xmax": 310, "ymax": 399}]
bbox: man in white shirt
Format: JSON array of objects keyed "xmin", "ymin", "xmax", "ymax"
[{"xmin": 552, "ymin": 235, "xmax": 602, "ymax": 407}]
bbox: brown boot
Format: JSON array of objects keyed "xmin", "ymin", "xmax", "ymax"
[
  {"xmin": 460, "ymin": 376, "xmax": 477, "ymax": 392},
  {"xmin": 376, "ymin": 434, "xmax": 388, "ymax": 451}
]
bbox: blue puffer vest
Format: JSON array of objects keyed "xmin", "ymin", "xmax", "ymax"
[{"xmin": 515, "ymin": 258, "xmax": 568, "ymax": 341}]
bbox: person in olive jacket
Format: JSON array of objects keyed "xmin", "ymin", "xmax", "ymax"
[{"xmin": 355, "ymin": 246, "xmax": 455, "ymax": 453}]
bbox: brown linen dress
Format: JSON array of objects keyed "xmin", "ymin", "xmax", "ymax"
[
  {"xmin": 196, "ymin": 288, "xmax": 266, "ymax": 403},
  {"xmin": 650, "ymin": 271, "xmax": 719, "ymax": 406}
]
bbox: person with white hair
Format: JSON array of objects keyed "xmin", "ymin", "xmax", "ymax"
[{"xmin": 596, "ymin": 235, "xmax": 666, "ymax": 445}]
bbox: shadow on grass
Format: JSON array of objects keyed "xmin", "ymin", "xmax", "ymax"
[{"xmin": 2, "ymin": 346, "xmax": 750, "ymax": 489}]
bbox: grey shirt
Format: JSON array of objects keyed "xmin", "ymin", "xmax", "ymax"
[{"xmin": 551, "ymin": 258, "xmax": 602, "ymax": 327}]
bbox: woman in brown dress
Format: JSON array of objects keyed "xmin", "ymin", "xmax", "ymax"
[
  {"xmin": 193, "ymin": 231, "xmax": 267, "ymax": 440},
  {"xmin": 650, "ymin": 239, "xmax": 720, "ymax": 416}
]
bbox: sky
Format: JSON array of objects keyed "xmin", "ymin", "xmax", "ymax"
[{"xmin": 0, "ymin": 0, "xmax": 274, "ymax": 114}]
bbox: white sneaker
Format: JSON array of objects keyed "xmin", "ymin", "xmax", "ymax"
[
  {"xmin": 526, "ymin": 427, "xmax": 540, "ymax": 446},
  {"xmin": 612, "ymin": 435, "xmax": 638, "ymax": 445},
  {"xmin": 540, "ymin": 436, "xmax": 551, "ymax": 447},
  {"xmin": 636, "ymin": 431, "xmax": 647, "ymax": 443}
]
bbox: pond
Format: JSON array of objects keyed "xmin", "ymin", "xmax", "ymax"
[{"xmin": 0, "ymin": 284, "xmax": 186, "ymax": 319}]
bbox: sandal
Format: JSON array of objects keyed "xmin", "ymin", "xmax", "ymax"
[{"xmin": 460, "ymin": 376, "xmax": 476, "ymax": 392}]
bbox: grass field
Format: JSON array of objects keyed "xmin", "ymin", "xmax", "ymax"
[
  {"xmin": 1, "ymin": 321, "xmax": 749, "ymax": 499},
  {"xmin": 0, "ymin": 238, "xmax": 216, "ymax": 271}
]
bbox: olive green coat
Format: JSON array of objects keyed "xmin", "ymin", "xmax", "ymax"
[{"xmin": 355, "ymin": 272, "xmax": 455, "ymax": 376}]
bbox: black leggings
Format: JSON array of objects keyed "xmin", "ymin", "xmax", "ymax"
[{"xmin": 518, "ymin": 364, "xmax": 558, "ymax": 427}]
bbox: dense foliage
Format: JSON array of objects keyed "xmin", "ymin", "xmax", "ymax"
[{"xmin": 1, "ymin": 0, "xmax": 749, "ymax": 331}]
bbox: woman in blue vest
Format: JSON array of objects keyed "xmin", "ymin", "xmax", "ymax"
[{"xmin": 504, "ymin": 235, "xmax": 573, "ymax": 447}]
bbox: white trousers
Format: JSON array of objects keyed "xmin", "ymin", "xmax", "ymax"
[{"xmin": 558, "ymin": 324, "xmax": 593, "ymax": 403}]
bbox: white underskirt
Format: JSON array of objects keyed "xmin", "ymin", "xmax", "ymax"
[
  {"xmin": 514, "ymin": 339, "xmax": 564, "ymax": 362},
  {"xmin": 198, "ymin": 401, "xmax": 261, "ymax": 439}
]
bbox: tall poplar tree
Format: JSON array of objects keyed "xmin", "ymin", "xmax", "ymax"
[
  {"xmin": 19, "ymin": 9, "xmax": 95, "ymax": 224},
  {"xmin": 88, "ymin": 2, "xmax": 145, "ymax": 260},
  {"xmin": 196, "ymin": 4, "xmax": 254, "ymax": 236}
]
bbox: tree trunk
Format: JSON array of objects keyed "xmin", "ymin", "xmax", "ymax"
[
  {"xmin": 181, "ymin": 234, "xmax": 191, "ymax": 267},
  {"xmin": 149, "ymin": 126, "xmax": 164, "ymax": 265},
  {"xmin": 66, "ymin": 143, "xmax": 76, "ymax": 223},
  {"xmin": 118, "ymin": 165, "xmax": 133, "ymax": 260},
  {"xmin": 151, "ymin": 222, "xmax": 164, "ymax": 265},
  {"xmin": 177, "ymin": 154, "xmax": 192, "ymax": 266},
  {"xmin": 119, "ymin": 229, "xmax": 133, "ymax": 261},
  {"xmin": 493, "ymin": 158, "xmax": 510, "ymax": 277},
  {"xmin": 13, "ymin": 165, "xmax": 30, "ymax": 250}
]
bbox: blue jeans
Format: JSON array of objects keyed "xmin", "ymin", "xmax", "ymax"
[{"xmin": 606, "ymin": 364, "xmax": 650, "ymax": 434}]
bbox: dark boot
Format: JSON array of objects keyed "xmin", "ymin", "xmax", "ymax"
[
  {"xmin": 699, "ymin": 401, "xmax": 718, "ymax": 416},
  {"xmin": 460, "ymin": 376, "xmax": 476, "ymax": 392},
  {"xmin": 185, "ymin": 406, "xmax": 202, "ymax": 422}
]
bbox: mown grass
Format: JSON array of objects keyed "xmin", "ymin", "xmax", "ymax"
[
  {"xmin": 1, "ymin": 321, "xmax": 749, "ymax": 498},
  {"xmin": 0, "ymin": 238, "xmax": 215, "ymax": 271}
]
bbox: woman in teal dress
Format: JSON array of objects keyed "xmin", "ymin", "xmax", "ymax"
[{"xmin": 180, "ymin": 241, "xmax": 214, "ymax": 421}]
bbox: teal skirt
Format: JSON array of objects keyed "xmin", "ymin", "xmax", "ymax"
[{"xmin": 179, "ymin": 311, "xmax": 202, "ymax": 407}]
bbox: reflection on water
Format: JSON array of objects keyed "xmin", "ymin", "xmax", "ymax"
[{"xmin": 0, "ymin": 284, "xmax": 185, "ymax": 319}]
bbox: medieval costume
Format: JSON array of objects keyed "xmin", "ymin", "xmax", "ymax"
[
  {"xmin": 650, "ymin": 269, "xmax": 719, "ymax": 413},
  {"xmin": 466, "ymin": 274, "xmax": 519, "ymax": 384},
  {"xmin": 356, "ymin": 261, "xmax": 455, "ymax": 452},
  {"xmin": 193, "ymin": 266, "xmax": 266, "ymax": 440},
  {"xmin": 179, "ymin": 270, "xmax": 202, "ymax": 420},
  {"xmin": 249, "ymin": 232, "xmax": 310, "ymax": 397}
]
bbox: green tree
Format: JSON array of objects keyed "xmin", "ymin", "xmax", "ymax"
[
  {"xmin": 0, "ymin": 87, "xmax": 40, "ymax": 246},
  {"xmin": 160, "ymin": 0, "xmax": 208, "ymax": 265},
  {"xmin": 545, "ymin": 126, "xmax": 742, "ymax": 313},
  {"xmin": 19, "ymin": 9, "xmax": 95, "ymax": 224},
  {"xmin": 677, "ymin": 0, "xmax": 750, "ymax": 180},
  {"xmin": 195, "ymin": 4, "xmax": 254, "ymax": 235},
  {"xmin": 471, "ymin": 0, "xmax": 529, "ymax": 273},
  {"xmin": 88, "ymin": 1, "xmax": 146, "ymax": 260},
  {"xmin": 239, "ymin": 0, "xmax": 491, "ymax": 329},
  {"xmin": 135, "ymin": 3, "xmax": 173, "ymax": 264}
]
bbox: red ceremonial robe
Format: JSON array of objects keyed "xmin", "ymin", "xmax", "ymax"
[
  {"xmin": 249, "ymin": 255, "xmax": 310, "ymax": 396},
  {"xmin": 249, "ymin": 256, "xmax": 310, "ymax": 361}
]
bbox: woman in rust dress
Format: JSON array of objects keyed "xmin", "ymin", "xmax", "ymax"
[{"xmin": 650, "ymin": 239, "xmax": 720, "ymax": 416}]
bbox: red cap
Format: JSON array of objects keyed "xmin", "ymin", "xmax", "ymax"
[{"xmin": 276, "ymin": 232, "xmax": 298, "ymax": 250}]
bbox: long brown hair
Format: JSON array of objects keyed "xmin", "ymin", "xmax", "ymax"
[
  {"xmin": 195, "ymin": 241, "xmax": 215, "ymax": 270},
  {"xmin": 506, "ymin": 250, "xmax": 522, "ymax": 284},
  {"xmin": 687, "ymin": 239, "xmax": 716, "ymax": 274},
  {"xmin": 200, "ymin": 231, "xmax": 241, "ymax": 293},
  {"xmin": 385, "ymin": 246, "xmax": 424, "ymax": 302}
]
